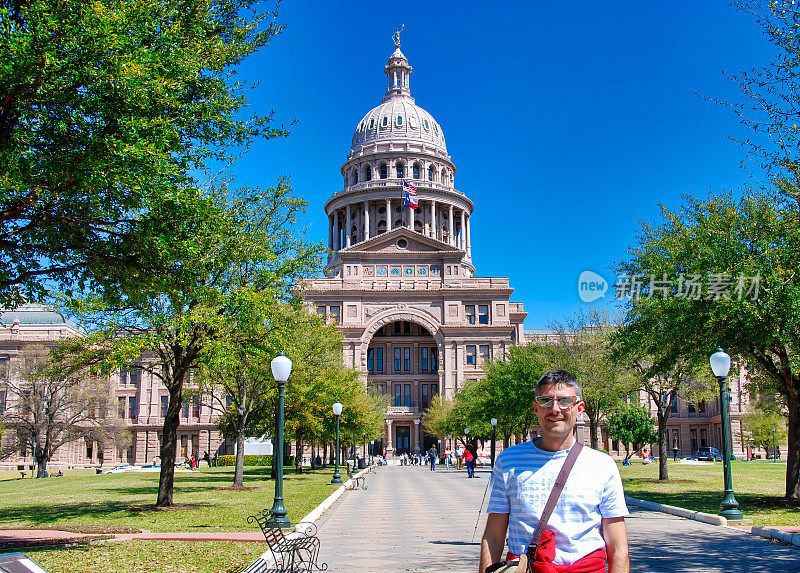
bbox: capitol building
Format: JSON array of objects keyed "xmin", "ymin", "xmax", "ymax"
[{"xmin": 299, "ymin": 36, "xmax": 527, "ymax": 457}]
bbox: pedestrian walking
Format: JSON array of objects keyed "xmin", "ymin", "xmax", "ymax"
[
  {"xmin": 479, "ymin": 369, "xmax": 629, "ymax": 573},
  {"xmin": 429, "ymin": 445, "xmax": 438, "ymax": 471},
  {"xmin": 455, "ymin": 446, "xmax": 463, "ymax": 470},
  {"xmin": 463, "ymin": 446, "xmax": 474, "ymax": 478},
  {"xmin": 444, "ymin": 446, "xmax": 452, "ymax": 469}
]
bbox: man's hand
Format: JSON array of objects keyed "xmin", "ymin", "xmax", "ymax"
[
  {"xmin": 479, "ymin": 513, "xmax": 509, "ymax": 573},
  {"xmin": 601, "ymin": 517, "xmax": 629, "ymax": 573}
]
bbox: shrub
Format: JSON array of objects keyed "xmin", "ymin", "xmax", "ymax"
[{"xmin": 216, "ymin": 455, "xmax": 295, "ymax": 467}]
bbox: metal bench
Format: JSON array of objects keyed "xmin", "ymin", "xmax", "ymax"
[
  {"xmin": 245, "ymin": 509, "xmax": 327, "ymax": 573},
  {"xmin": 345, "ymin": 463, "xmax": 366, "ymax": 490}
]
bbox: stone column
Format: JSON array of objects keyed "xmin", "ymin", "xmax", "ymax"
[
  {"xmin": 414, "ymin": 419, "xmax": 421, "ymax": 452},
  {"xmin": 328, "ymin": 214, "xmax": 333, "ymax": 250},
  {"xmin": 448, "ymin": 205, "xmax": 454, "ymax": 246},
  {"xmin": 333, "ymin": 210, "xmax": 340, "ymax": 251},
  {"xmin": 430, "ymin": 200, "xmax": 436, "ymax": 240},
  {"xmin": 345, "ymin": 204, "xmax": 352, "ymax": 248},
  {"xmin": 460, "ymin": 209, "xmax": 466, "ymax": 250},
  {"xmin": 386, "ymin": 198, "xmax": 392, "ymax": 232},
  {"xmin": 466, "ymin": 214, "xmax": 472, "ymax": 259},
  {"xmin": 364, "ymin": 201, "xmax": 370, "ymax": 241},
  {"xmin": 386, "ymin": 419, "xmax": 394, "ymax": 454}
]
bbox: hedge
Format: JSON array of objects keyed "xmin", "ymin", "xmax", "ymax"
[{"xmin": 217, "ymin": 455, "xmax": 295, "ymax": 467}]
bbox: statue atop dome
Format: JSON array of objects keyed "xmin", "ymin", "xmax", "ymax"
[{"xmin": 393, "ymin": 24, "xmax": 404, "ymax": 48}]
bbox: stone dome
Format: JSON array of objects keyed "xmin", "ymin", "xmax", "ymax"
[
  {"xmin": 350, "ymin": 98, "xmax": 447, "ymax": 155},
  {"xmin": 348, "ymin": 46, "xmax": 447, "ymax": 158}
]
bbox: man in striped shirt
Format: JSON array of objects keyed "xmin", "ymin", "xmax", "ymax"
[{"xmin": 479, "ymin": 369, "xmax": 629, "ymax": 573}]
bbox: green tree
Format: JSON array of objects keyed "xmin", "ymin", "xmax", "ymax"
[
  {"xmin": 58, "ymin": 183, "xmax": 321, "ymax": 505},
  {"xmin": 549, "ymin": 311, "xmax": 635, "ymax": 449},
  {"xmin": 606, "ymin": 404, "xmax": 658, "ymax": 461},
  {"xmin": 741, "ymin": 410, "xmax": 788, "ymax": 458},
  {"xmin": 613, "ymin": 191, "xmax": 800, "ymax": 495},
  {"xmin": 0, "ymin": 0, "xmax": 287, "ymax": 307}
]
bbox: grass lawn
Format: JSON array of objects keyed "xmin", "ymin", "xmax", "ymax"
[
  {"xmin": 25, "ymin": 540, "xmax": 266, "ymax": 573},
  {"xmin": 620, "ymin": 459, "xmax": 800, "ymax": 526},
  {"xmin": 0, "ymin": 466, "xmax": 337, "ymax": 532}
]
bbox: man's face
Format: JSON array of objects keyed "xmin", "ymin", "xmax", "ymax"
[{"xmin": 533, "ymin": 382, "xmax": 585, "ymax": 438}]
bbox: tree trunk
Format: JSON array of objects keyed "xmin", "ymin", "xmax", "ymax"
[
  {"xmin": 233, "ymin": 425, "xmax": 246, "ymax": 487},
  {"xmin": 657, "ymin": 410, "xmax": 669, "ymax": 481},
  {"xmin": 295, "ymin": 439, "xmax": 303, "ymax": 474},
  {"xmin": 36, "ymin": 452, "xmax": 48, "ymax": 478},
  {"xmin": 156, "ymin": 384, "xmax": 182, "ymax": 507},
  {"xmin": 588, "ymin": 416, "xmax": 600, "ymax": 450},
  {"xmin": 786, "ymin": 385, "xmax": 800, "ymax": 499}
]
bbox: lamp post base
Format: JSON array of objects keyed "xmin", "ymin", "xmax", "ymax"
[
  {"xmin": 719, "ymin": 491, "xmax": 744, "ymax": 521},
  {"xmin": 330, "ymin": 474, "xmax": 343, "ymax": 485},
  {"xmin": 266, "ymin": 505, "xmax": 291, "ymax": 529}
]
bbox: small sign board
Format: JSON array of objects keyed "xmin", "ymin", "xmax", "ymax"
[{"xmin": 0, "ymin": 553, "xmax": 49, "ymax": 573}]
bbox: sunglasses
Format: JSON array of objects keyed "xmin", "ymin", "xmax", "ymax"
[{"xmin": 535, "ymin": 395, "xmax": 581, "ymax": 409}]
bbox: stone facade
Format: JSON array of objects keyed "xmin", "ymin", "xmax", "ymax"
[
  {"xmin": 0, "ymin": 305, "xmax": 228, "ymax": 471},
  {"xmin": 300, "ymin": 40, "xmax": 527, "ymax": 457}
]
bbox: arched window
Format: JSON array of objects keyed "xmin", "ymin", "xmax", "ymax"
[
  {"xmin": 369, "ymin": 118, "xmax": 375, "ymax": 129},
  {"xmin": 397, "ymin": 115, "xmax": 403, "ymax": 126},
  {"xmin": 396, "ymin": 163, "xmax": 404, "ymax": 179},
  {"xmin": 351, "ymin": 169, "xmax": 358, "ymax": 185},
  {"xmin": 380, "ymin": 163, "xmax": 388, "ymax": 179},
  {"xmin": 413, "ymin": 163, "xmax": 421, "ymax": 179},
  {"xmin": 382, "ymin": 116, "xmax": 388, "ymax": 127},
  {"xmin": 365, "ymin": 165, "xmax": 372, "ymax": 181},
  {"xmin": 423, "ymin": 119, "xmax": 430, "ymax": 130},
  {"xmin": 440, "ymin": 169, "xmax": 446, "ymax": 185},
  {"xmin": 428, "ymin": 166, "xmax": 434, "ymax": 181}
]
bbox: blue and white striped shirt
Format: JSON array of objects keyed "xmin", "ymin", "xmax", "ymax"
[{"xmin": 487, "ymin": 440, "xmax": 628, "ymax": 565}]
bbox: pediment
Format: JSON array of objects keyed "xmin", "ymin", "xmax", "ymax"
[{"xmin": 343, "ymin": 227, "xmax": 458, "ymax": 255}]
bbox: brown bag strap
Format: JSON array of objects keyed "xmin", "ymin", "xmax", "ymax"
[{"xmin": 526, "ymin": 441, "xmax": 583, "ymax": 561}]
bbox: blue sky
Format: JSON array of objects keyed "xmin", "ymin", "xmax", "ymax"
[{"xmin": 231, "ymin": 1, "xmax": 774, "ymax": 328}]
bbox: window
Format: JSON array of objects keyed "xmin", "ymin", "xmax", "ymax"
[
  {"xmin": 380, "ymin": 163, "xmax": 388, "ymax": 179},
  {"xmin": 226, "ymin": 396, "xmax": 232, "ymax": 410},
  {"xmin": 0, "ymin": 356, "xmax": 8, "ymax": 381},
  {"xmin": 130, "ymin": 368, "xmax": 140, "ymax": 387},
  {"xmin": 351, "ymin": 169, "xmax": 358, "ymax": 184},
  {"xmin": 193, "ymin": 396, "xmax": 200, "ymax": 417},
  {"xmin": 670, "ymin": 393, "xmax": 678, "ymax": 413},
  {"xmin": 118, "ymin": 397, "xmax": 126, "ymax": 418},
  {"xmin": 182, "ymin": 400, "xmax": 189, "ymax": 418},
  {"xmin": 382, "ymin": 116, "xmax": 388, "ymax": 127},
  {"xmin": 421, "ymin": 347, "xmax": 428, "ymax": 372},
  {"xmin": 465, "ymin": 305, "xmax": 476, "ymax": 324},
  {"xmin": 478, "ymin": 305, "xmax": 489, "ymax": 324},
  {"xmin": 128, "ymin": 397, "xmax": 137, "ymax": 420},
  {"xmin": 404, "ymin": 384, "xmax": 411, "ymax": 407},
  {"xmin": 698, "ymin": 400, "xmax": 706, "ymax": 413},
  {"xmin": 479, "ymin": 345, "xmax": 491, "ymax": 364},
  {"xmin": 421, "ymin": 384, "xmax": 429, "ymax": 410},
  {"xmin": 430, "ymin": 348, "xmax": 438, "ymax": 371},
  {"xmin": 396, "ymin": 115, "xmax": 403, "ymax": 126},
  {"xmin": 316, "ymin": 305, "xmax": 326, "ymax": 317},
  {"xmin": 430, "ymin": 383, "xmax": 438, "ymax": 398},
  {"xmin": 394, "ymin": 384, "xmax": 401, "ymax": 407},
  {"xmin": 329, "ymin": 306, "xmax": 340, "ymax": 325},
  {"xmin": 688, "ymin": 403, "xmax": 696, "ymax": 413},
  {"xmin": 403, "ymin": 347, "xmax": 410, "ymax": 371},
  {"xmin": 369, "ymin": 118, "xmax": 374, "ymax": 129},
  {"xmin": 161, "ymin": 396, "xmax": 168, "ymax": 417},
  {"xmin": 376, "ymin": 347, "xmax": 383, "ymax": 372},
  {"xmin": 0, "ymin": 390, "xmax": 5, "ymax": 412},
  {"xmin": 87, "ymin": 440, "xmax": 93, "ymax": 460},
  {"xmin": 394, "ymin": 347, "xmax": 401, "ymax": 372},
  {"xmin": 428, "ymin": 166, "xmax": 434, "ymax": 181},
  {"xmin": 413, "ymin": 163, "xmax": 420, "ymax": 179},
  {"xmin": 120, "ymin": 368, "xmax": 128, "ymax": 385},
  {"xmin": 466, "ymin": 345, "xmax": 476, "ymax": 365},
  {"xmin": 424, "ymin": 119, "xmax": 429, "ymax": 129},
  {"xmin": 368, "ymin": 348, "xmax": 374, "ymax": 372},
  {"xmin": 395, "ymin": 163, "xmax": 404, "ymax": 178},
  {"xmin": 365, "ymin": 165, "xmax": 372, "ymax": 181}
]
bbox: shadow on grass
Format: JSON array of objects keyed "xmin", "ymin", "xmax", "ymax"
[{"xmin": 626, "ymin": 487, "xmax": 798, "ymax": 514}]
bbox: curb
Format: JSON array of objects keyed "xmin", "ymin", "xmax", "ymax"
[
  {"xmin": 624, "ymin": 495, "xmax": 727, "ymax": 526},
  {"xmin": 751, "ymin": 526, "xmax": 800, "ymax": 548}
]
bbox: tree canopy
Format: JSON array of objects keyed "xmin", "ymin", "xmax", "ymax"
[{"xmin": 0, "ymin": 0, "xmax": 287, "ymax": 307}]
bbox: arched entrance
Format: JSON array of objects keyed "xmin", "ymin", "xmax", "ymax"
[{"xmin": 363, "ymin": 315, "xmax": 443, "ymax": 455}]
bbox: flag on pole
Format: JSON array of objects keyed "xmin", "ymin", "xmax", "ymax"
[
  {"xmin": 402, "ymin": 179, "xmax": 418, "ymax": 195},
  {"xmin": 403, "ymin": 191, "xmax": 419, "ymax": 209}
]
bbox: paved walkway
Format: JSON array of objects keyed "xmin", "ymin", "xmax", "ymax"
[{"xmin": 314, "ymin": 464, "xmax": 800, "ymax": 572}]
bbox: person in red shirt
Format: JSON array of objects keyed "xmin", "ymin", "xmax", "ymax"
[{"xmin": 463, "ymin": 444, "xmax": 475, "ymax": 478}]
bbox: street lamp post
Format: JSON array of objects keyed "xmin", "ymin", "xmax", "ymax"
[
  {"xmin": 331, "ymin": 402, "xmax": 343, "ymax": 484},
  {"xmin": 268, "ymin": 353, "xmax": 292, "ymax": 528},
  {"xmin": 710, "ymin": 348, "xmax": 744, "ymax": 521},
  {"xmin": 772, "ymin": 426, "xmax": 777, "ymax": 463},
  {"xmin": 352, "ymin": 433, "xmax": 357, "ymax": 468},
  {"xmin": 369, "ymin": 440, "xmax": 374, "ymax": 465},
  {"xmin": 490, "ymin": 418, "xmax": 498, "ymax": 469}
]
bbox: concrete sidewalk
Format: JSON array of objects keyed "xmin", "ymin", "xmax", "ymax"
[{"xmin": 313, "ymin": 464, "xmax": 800, "ymax": 572}]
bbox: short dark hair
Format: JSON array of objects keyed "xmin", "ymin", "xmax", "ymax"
[{"xmin": 535, "ymin": 369, "xmax": 582, "ymax": 397}]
